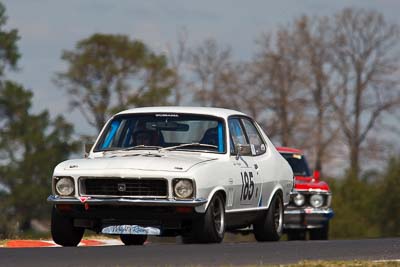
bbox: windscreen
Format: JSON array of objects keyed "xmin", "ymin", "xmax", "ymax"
[
  {"xmin": 95, "ymin": 113, "xmax": 226, "ymax": 153},
  {"xmin": 281, "ymin": 153, "xmax": 311, "ymax": 177}
]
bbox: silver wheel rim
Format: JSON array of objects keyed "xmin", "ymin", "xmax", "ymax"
[
  {"xmin": 213, "ymin": 197, "xmax": 225, "ymax": 236},
  {"xmin": 274, "ymin": 197, "xmax": 283, "ymax": 234}
]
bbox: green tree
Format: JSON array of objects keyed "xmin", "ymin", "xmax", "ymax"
[
  {"xmin": 55, "ymin": 33, "xmax": 176, "ymax": 132},
  {"xmin": 0, "ymin": 2, "xmax": 20, "ymax": 77},
  {"xmin": 328, "ymin": 175, "xmax": 380, "ymax": 239},
  {"xmin": 376, "ymin": 156, "xmax": 400, "ymax": 237},
  {"xmin": 0, "ymin": 81, "xmax": 79, "ymax": 235},
  {"xmin": 0, "ymin": 1, "xmax": 22, "ymax": 238}
]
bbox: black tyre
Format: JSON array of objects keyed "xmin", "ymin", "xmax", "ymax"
[
  {"xmin": 51, "ymin": 206, "xmax": 84, "ymax": 247},
  {"xmin": 182, "ymin": 194, "xmax": 225, "ymax": 243},
  {"xmin": 287, "ymin": 229, "xmax": 306, "ymax": 241},
  {"xmin": 253, "ymin": 193, "xmax": 283, "ymax": 242},
  {"xmin": 120, "ymin": 234, "xmax": 147, "ymax": 245},
  {"xmin": 309, "ymin": 222, "xmax": 329, "ymax": 240}
]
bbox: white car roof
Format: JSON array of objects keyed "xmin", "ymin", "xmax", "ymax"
[{"xmin": 117, "ymin": 106, "xmax": 248, "ymax": 119}]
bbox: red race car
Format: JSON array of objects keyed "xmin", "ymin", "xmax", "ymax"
[{"xmin": 277, "ymin": 147, "xmax": 334, "ymax": 240}]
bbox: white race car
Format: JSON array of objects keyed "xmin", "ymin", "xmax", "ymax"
[{"xmin": 48, "ymin": 107, "xmax": 293, "ymax": 246}]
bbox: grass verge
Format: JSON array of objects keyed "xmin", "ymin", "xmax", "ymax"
[{"xmin": 267, "ymin": 260, "xmax": 400, "ymax": 267}]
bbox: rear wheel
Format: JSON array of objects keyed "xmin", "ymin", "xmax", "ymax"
[
  {"xmin": 51, "ymin": 206, "xmax": 84, "ymax": 247},
  {"xmin": 120, "ymin": 234, "xmax": 147, "ymax": 245},
  {"xmin": 182, "ymin": 194, "xmax": 225, "ymax": 243},
  {"xmin": 253, "ymin": 193, "xmax": 283, "ymax": 241},
  {"xmin": 309, "ymin": 222, "xmax": 329, "ymax": 240}
]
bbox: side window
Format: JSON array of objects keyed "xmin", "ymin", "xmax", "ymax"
[
  {"xmin": 241, "ymin": 118, "xmax": 266, "ymax": 156},
  {"xmin": 228, "ymin": 118, "xmax": 248, "ymax": 154}
]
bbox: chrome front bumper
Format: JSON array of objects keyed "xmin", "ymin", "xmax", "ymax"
[
  {"xmin": 284, "ymin": 207, "xmax": 334, "ymax": 229},
  {"xmin": 47, "ymin": 195, "xmax": 207, "ymax": 207}
]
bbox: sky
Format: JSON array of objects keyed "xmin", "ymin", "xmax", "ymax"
[{"xmin": 2, "ymin": 0, "xmax": 400, "ymax": 136}]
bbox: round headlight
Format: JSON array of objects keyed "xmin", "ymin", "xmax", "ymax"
[
  {"xmin": 310, "ymin": 194, "xmax": 324, "ymax": 208},
  {"xmin": 174, "ymin": 179, "xmax": 194, "ymax": 199},
  {"xmin": 293, "ymin": 193, "xmax": 305, "ymax": 206},
  {"xmin": 55, "ymin": 177, "xmax": 74, "ymax": 196}
]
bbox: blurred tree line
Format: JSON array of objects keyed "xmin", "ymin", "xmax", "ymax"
[
  {"xmin": 329, "ymin": 156, "xmax": 400, "ymax": 238},
  {"xmin": 0, "ymin": 1, "xmax": 399, "ymax": 239},
  {"xmin": 0, "ymin": 2, "xmax": 79, "ymax": 237}
]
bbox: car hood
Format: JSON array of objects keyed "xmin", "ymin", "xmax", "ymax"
[
  {"xmin": 61, "ymin": 152, "xmax": 217, "ymax": 173},
  {"xmin": 294, "ymin": 176, "xmax": 330, "ymax": 192}
]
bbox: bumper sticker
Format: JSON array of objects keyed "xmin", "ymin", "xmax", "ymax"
[{"xmin": 102, "ymin": 225, "xmax": 161, "ymax": 235}]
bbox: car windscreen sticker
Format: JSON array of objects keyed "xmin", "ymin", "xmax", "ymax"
[
  {"xmin": 218, "ymin": 121, "xmax": 224, "ymax": 152},
  {"xmin": 155, "ymin": 114, "xmax": 179, "ymax": 117},
  {"xmin": 293, "ymin": 154, "xmax": 302, "ymax": 159},
  {"xmin": 260, "ymin": 144, "xmax": 266, "ymax": 151},
  {"xmin": 102, "ymin": 120, "xmax": 121, "ymax": 149}
]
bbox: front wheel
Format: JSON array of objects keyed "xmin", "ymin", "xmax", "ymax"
[
  {"xmin": 51, "ymin": 206, "xmax": 84, "ymax": 247},
  {"xmin": 253, "ymin": 193, "xmax": 283, "ymax": 242},
  {"xmin": 182, "ymin": 194, "xmax": 225, "ymax": 243},
  {"xmin": 120, "ymin": 234, "xmax": 147, "ymax": 245}
]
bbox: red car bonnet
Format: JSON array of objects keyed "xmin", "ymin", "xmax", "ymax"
[{"xmin": 294, "ymin": 176, "xmax": 330, "ymax": 191}]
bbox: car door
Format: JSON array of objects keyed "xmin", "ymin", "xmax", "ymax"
[
  {"xmin": 242, "ymin": 117, "xmax": 290, "ymax": 211},
  {"xmin": 228, "ymin": 118, "xmax": 261, "ymax": 210}
]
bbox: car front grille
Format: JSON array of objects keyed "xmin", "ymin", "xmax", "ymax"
[{"xmin": 79, "ymin": 177, "xmax": 168, "ymax": 198}]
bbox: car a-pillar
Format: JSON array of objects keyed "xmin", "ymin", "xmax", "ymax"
[
  {"xmin": 253, "ymin": 190, "xmax": 284, "ymax": 241},
  {"xmin": 182, "ymin": 191, "xmax": 226, "ymax": 244}
]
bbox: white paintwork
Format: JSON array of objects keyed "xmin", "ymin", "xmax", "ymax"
[{"xmin": 52, "ymin": 107, "xmax": 293, "ymax": 215}]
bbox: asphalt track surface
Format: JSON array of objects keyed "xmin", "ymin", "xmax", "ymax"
[{"xmin": 1, "ymin": 238, "xmax": 400, "ymax": 267}]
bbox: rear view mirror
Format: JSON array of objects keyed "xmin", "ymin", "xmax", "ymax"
[
  {"xmin": 146, "ymin": 121, "xmax": 189, "ymax": 131},
  {"xmin": 313, "ymin": 170, "xmax": 320, "ymax": 180},
  {"xmin": 235, "ymin": 144, "xmax": 252, "ymax": 159}
]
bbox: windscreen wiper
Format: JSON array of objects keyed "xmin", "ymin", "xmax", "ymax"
[
  {"xmin": 159, "ymin": 143, "xmax": 218, "ymax": 152},
  {"xmin": 102, "ymin": 145, "xmax": 162, "ymax": 154},
  {"xmin": 123, "ymin": 145, "xmax": 163, "ymax": 151}
]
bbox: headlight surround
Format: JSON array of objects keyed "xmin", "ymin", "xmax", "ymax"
[
  {"xmin": 293, "ymin": 193, "xmax": 305, "ymax": 206},
  {"xmin": 310, "ymin": 194, "xmax": 324, "ymax": 208},
  {"xmin": 173, "ymin": 179, "xmax": 194, "ymax": 199},
  {"xmin": 54, "ymin": 177, "xmax": 75, "ymax": 196},
  {"xmin": 327, "ymin": 194, "xmax": 332, "ymax": 207}
]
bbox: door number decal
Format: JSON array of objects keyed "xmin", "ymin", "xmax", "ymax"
[{"xmin": 240, "ymin": 171, "xmax": 254, "ymax": 201}]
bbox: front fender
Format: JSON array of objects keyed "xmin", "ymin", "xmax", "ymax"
[
  {"xmin": 265, "ymin": 185, "xmax": 284, "ymax": 209},
  {"xmin": 195, "ymin": 186, "xmax": 227, "ymax": 213}
]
